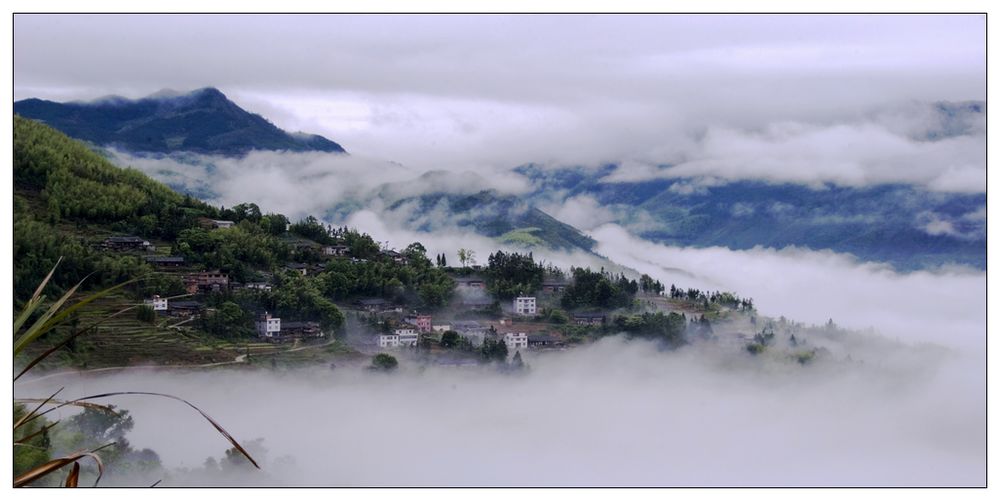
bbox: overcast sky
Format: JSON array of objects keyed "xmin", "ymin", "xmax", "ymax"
[{"xmin": 14, "ymin": 14, "xmax": 986, "ymax": 182}]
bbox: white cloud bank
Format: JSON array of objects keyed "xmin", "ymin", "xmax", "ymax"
[
  {"xmin": 590, "ymin": 224, "xmax": 985, "ymax": 353},
  {"xmin": 16, "ymin": 15, "xmax": 986, "ymax": 192},
  {"xmin": 602, "ymin": 118, "xmax": 985, "ymax": 193},
  {"xmin": 17, "ymin": 335, "xmax": 984, "ymax": 487},
  {"xmin": 112, "ymin": 150, "xmax": 531, "ymax": 222},
  {"xmin": 13, "ymin": 222, "xmax": 985, "ymax": 488}
]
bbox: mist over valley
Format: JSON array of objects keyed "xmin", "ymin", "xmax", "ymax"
[{"xmin": 11, "ymin": 13, "xmax": 986, "ymax": 488}]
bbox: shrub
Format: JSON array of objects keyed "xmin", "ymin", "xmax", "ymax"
[{"xmin": 371, "ymin": 353, "xmax": 398, "ymax": 372}]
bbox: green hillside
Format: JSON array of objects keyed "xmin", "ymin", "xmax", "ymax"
[{"xmin": 11, "ymin": 117, "xmax": 448, "ymax": 369}]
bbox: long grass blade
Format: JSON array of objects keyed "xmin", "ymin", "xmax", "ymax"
[
  {"xmin": 12, "ymin": 295, "xmax": 45, "ymax": 341},
  {"xmin": 30, "ymin": 256, "xmax": 63, "ymax": 303},
  {"xmin": 14, "ymin": 274, "xmax": 147, "ymax": 355},
  {"xmin": 14, "ymin": 420, "xmax": 60, "ymax": 446},
  {"xmin": 14, "ymin": 387, "xmax": 63, "ymax": 430},
  {"xmin": 38, "ymin": 276, "xmax": 144, "ymax": 333},
  {"xmin": 14, "ymin": 398, "xmax": 121, "ymax": 428},
  {"xmin": 64, "ymin": 462, "xmax": 80, "ymax": 487},
  {"xmin": 12, "ymin": 257, "xmax": 63, "ymax": 333},
  {"xmin": 52, "ymin": 391, "xmax": 260, "ymax": 469},
  {"xmin": 14, "ymin": 278, "xmax": 88, "ymax": 354},
  {"xmin": 13, "ymin": 456, "xmax": 77, "ymax": 487},
  {"xmin": 14, "ymin": 443, "xmax": 110, "ymax": 488},
  {"xmin": 14, "ymin": 304, "xmax": 138, "ymax": 381}
]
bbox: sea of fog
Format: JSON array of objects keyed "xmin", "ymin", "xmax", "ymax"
[
  {"xmin": 14, "ymin": 216, "xmax": 985, "ymax": 488},
  {"xmin": 18, "ymin": 301, "xmax": 984, "ymax": 487}
]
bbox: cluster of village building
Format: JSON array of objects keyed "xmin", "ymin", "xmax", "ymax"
[{"xmin": 109, "ymin": 231, "xmax": 611, "ymax": 351}]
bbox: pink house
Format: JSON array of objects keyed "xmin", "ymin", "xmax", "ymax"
[{"xmin": 415, "ymin": 315, "xmax": 432, "ymax": 333}]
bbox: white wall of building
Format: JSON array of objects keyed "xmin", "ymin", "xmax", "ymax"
[
  {"xmin": 145, "ymin": 296, "xmax": 168, "ymax": 311},
  {"xmin": 379, "ymin": 333, "xmax": 400, "ymax": 348},
  {"xmin": 515, "ymin": 296, "xmax": 537, "ymax": 315},
  {"xmin": 257, "ymin": 313, "xmax": 281, "ymax": 338},
  {"xmin": 504, "ymin": 332, "xmax": 528, "ymax": 350}
]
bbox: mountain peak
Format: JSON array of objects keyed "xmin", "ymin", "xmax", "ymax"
[
  {"xmin": 190, "ymin": 86, "xmax": 226, "ymax": 101},
  {"xmin": 14, "ymin": 88, "xmax": 347, "ymax": 156}
]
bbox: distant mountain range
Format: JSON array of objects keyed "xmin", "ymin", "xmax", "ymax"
[
  {"xmin": 18, "ymin": 88, "xmax": 982, "ymax": 270},
  {"xmin": 14, "ymin": 87, "xmax": 346, "ymax": 156},
  {"xmin": 517, "ymin": 164, "xmax": 986, "ymax": 271}
]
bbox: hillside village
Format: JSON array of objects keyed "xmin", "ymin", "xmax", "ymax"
[
  {"xmin": 101, "ymin": 225, "xmax": 761, "ymax": 364},
  {"xmin": 12, "ymin": 115, "xmax": 817, "ymax": 373}
]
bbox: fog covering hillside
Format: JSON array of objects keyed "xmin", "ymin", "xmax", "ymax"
[
  {"xmin": 12, "ymin": 14, "xmax": 985, "ymax": 488},
  {"xmin": 101, "ymin": 99, "xmax": 986, "ymax": 271}
]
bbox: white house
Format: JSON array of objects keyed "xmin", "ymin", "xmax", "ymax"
[
  {"xmin": 256, "ymin": 312, "xmax": 281, "ymax": 339},
  {"xmin": 504, "ymin": 332, "xmax": 528, "ymax": 350},
  {"xmin": 323, "ymin": 245, "xmax": 350, "ymax": 256},
  {"xmin": 395, "ymin": 328, "xmax": 419, "ymax": 347},
  {"xmin": 379, "ymin": 333, "xmax": 399, "ymax": 348},
  {"xmin": 144, "ymin": 295, "xmax": 168, "ymax": 311},
  {"xmin": 211, "ymin": 220, "xmax": 235, "ymax": 229},
  {"xmin": 432, "ymin": 324, "xmax": 452, "ymax": 333},
  {"xmin": 245, "ymin": 282, "xmax": 272, "ymax": 292},
  {"xmin": 514, "ymin": 296, "xmax": 537, "ymax": 316}
]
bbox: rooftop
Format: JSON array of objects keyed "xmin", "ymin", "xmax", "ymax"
[
  {"xmin": 283, "ymin": 321, "xmax": 320, "ymax": 329},
  {"xmin": 171, "ymin": 301, "xmax": 203, "ymax": 309},
  {"xmin": 144, "ymin": 255, "xmax": 185, "ymax": 262},
  {"xmin": 461, "ymin": 298, "xmax": 495, "ymax": 306}
]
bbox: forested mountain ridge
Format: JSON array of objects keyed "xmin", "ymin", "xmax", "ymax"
[{"xmin": 14, "ymin": 87, "xmax": 346, "ymax": 156}]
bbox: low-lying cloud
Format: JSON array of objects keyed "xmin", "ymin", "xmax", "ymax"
[
  {"xmin": 14, "ymin": 219, "xmax": 985, "ymax": 488},
  {"xmin": 600, "ymin": 111, "xmax": 985, "ymax": 193},
  {"xmin": 17, "ymin": 332, "xmax": 984, "ymax": 487},
  {"xmin": 590, "ymin": 224, "xmax": 985, "ymax": 353},
  {"xmin": 112, "ymin": 150, "xmax": 531, "ymax": 223}
]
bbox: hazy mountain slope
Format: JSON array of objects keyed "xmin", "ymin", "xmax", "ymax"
[
  {"xmin": 516, "ymin": 171, "xmax": 986, "ymax": 271},
  {"xmin": 14, "ymin": 87, "xmax": 346, "ymax": 156},
  {"xmin": 385, "ymin": 190, "xmax": 596, "ymax": 253}
]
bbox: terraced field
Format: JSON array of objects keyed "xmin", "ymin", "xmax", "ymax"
[
  {"xmin": 16, "ymin": 291, "xmax": 367, "ymax": 376},
  {"xmin": 20, "ymin": 293, "xmax": 232, "ymax": 371}
]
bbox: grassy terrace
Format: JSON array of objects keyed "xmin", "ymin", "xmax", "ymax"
[
  {"xmin": 18, "ymin": 293, "xmax": 232, "ymax": 371},
  {"xmin": 16, "ymin": 290, "xmax": 370, "ymax": 372}
]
